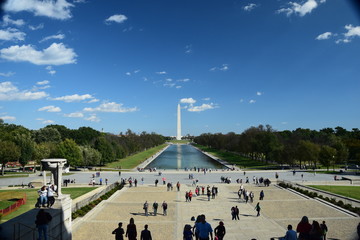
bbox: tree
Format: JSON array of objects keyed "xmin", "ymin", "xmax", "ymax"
[
  {"xmin": 33, "ymin": 127, "xmax": 62, "ymax": 143},
  {"xmin": 94, "ymin": 137, "xmax": 115, "ymax": 165},
  {"xmin": 319, "ymin": 145, "xmax": 337, "ymax": 171},
  {"xmin": 0, "ymin": 141, "xmax": 20, "ymax": 175},
  {"xmin": 33, "ymin": 143, "xmax": 51, "ymax": 170},
  {"xmin": 57, "ymin": 139, "xmax": 83, "ymax": 166},
  {"xmin": 296, "ymin": 140, "xmax": 320, "ymax": 168},
  {"xmin": 80, "ymin": 146, "xmax": 102, "ymax": 166},
  {"xmin": 72, "ymin": 127, "xmax": 101, "ymax": 145},
  {"xmin": 13, "ymin": 133, "xmax": 35, "ymax": 171}
]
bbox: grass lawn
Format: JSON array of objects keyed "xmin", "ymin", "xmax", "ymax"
[
  {"xmin": 105, "ymin": 144, "xmax": 167, "ymax": 169},
  {"xmin": 309, "ymin": 185, "xmax": 360, "ymax": 200},
  {"xmin": 193, "ymin": 144, "xmax": 277, "ymax": 169},
  {"xmin": 0, "ymin": 174, "xmax": 29, "ymax": 179},
  {"xmin": 0, "ymin": 187, "xmax": 96, "ymax": 223}
]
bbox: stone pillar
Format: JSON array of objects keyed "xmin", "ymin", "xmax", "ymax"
[
  {"xmin": 41, "ymin": 159, "xmax": 67, "ymax": 195},
  {"xmin": 43, "ymin": 170, "xmax": 47, "ymax": 186}
]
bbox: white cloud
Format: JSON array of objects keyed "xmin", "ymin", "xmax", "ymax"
[
  {"xmin": 210, "ymin": 64, "xmax": 229, "ymax": 72},
  {"xmin": 46, "ymin": 66, "xmax": 56, "ymax": 75},
  {"xmin": 87, "ymin": 98, "xmax": 99, "ymax": 103},
  {"xmin": 0, "ymin": 71, "xmax": 15, "ymax": 77},
  {"xmin": 202, "ymin": 98, "xmax": 210, "ymax": 101},
  {"xmin": 83, "ymin": 101, "xmax": 138, "ymax": 113},
  {"xmin": 177, "ymin": 78, "xmax": 190, "ymax": 82},
  {"xmin": 29, "ymin": 23, "xmax": 44, "ymax": 31},
  {"xmin": 42, "ymin": 120, "xmax": 55, "ymax": 124},
  {"xmin": 277, "ymin": 0, "xmax": 323, "ymax": 17},
  {"xmin": 156, "ymin": 71, "xmax": 167, "ymax": 75},
  {"xmin": 38, "ymin": 105, "xmax": 61, "ymax": 112},
  {"xmin": 334, "ymin": 25, "xmax": 360, "ymax": 44},
  {"xmin": 4, "ymin": 0, "xmax": 74, "ymax": 20},
  {"xmin": 243, "ymin": 3, "xmax": 257, "ymax": 12},
  {"xmin": 37, "ymin": 80, "xmax": 50, "ymax": 85},
  {"xmin": 64, "ymin": 112, "xmax": 84, "ymax": 118},
  {"xmin": 52, "ymin": 94, "xmax": 94, "ymax": 102},
  {"xmin": 180, "ymin": 98, "xmax": 196, "ymax": 104},
  {"xmin": 249, "ymin": 99, "xmax": 256, "ymax": 104},
  {"xmin": 188, "ymin": 103, "xmax": 216, "ymax": 112},
  {"xmin": 163, "ymin": 82, "xmax": 176, "ymax": 88},
  {"xmin": 240, "ymin": 99, "xmax": 244, "ymax": 103},
  {"xmin": 0, "ymin": 81, "xmax": 48, "ymax": 101},
  {"xmin": 126, "ymin": 72, "xmax": 131, "ymax": 76},
  {"xmin": 316, "ymin": 32, "xmax": 332, "ymax": 40},
  {"xmin": 0, "ymin": 115, "xmax": 16, "ymax": 121},
  {"xmin": 40, "ymin": 34, "xmax": 65, "ymax": 43},
  {"xmin": 256, "ymin": 91, "xmax": 262, "ymax": 96},
  {"xmin": 85, "ymin": 114, "xmax": 100, "ymax": 122},
  {"xmin": 344, "ymin": 24, "xmax": 360, "ymax": 38},
  {"xmin": 0, "ymin": 43, "xmax": 77, "ymax": 65},
  {"xmin": 2, "ymin": 15, "xmax": 25, "ymax": 27},
  {"xmin": 0, "ymin": 28, "xmax": 26, "ymax": 41},
  {"xmin": 176, "ymin": 86, "xmax": 182, "ymax": 89},
  {"xmin": 105, "ymin": 14, "xmax": 127, "ymax": 24}
]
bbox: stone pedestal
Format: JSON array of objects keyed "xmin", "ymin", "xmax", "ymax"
[{"xmin": 51, "ymin": 194, "xmax": 72, "ymax": 240}]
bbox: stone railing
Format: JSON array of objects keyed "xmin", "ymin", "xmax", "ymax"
[{"xmin": 71, "ymin": 182, "xmax": 118, "ymax": 212}]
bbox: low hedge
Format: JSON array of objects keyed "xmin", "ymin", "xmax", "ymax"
[
  {"xmin": 278, "ymin": 182, "xmax": 360, "ymax": 215},
  {"xmin": 72, "ymin": 182, "xmax": 124, "ymax": 220}
]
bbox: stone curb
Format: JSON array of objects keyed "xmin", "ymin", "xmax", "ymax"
[{"xmin": 314, "ymin": 197, "xmax": 359, "ymax": 218}]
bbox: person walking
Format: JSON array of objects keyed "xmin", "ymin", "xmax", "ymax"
[
  {"xmin": 152, "ymin": 201, "xmax": 158, "ymax": 216},
  {"xmin": 177, "ymin": 181, "xmax": 181, "ymax": 191},
  {"xmin": 235, "ymin": 206, "xmax": 240, "ymax": 220},
  {"xmin": 195, "ymin": 215, "xmax": 213, "ymax": 240},
  {"xmin": 125, "ymin": 218, "xmax": 137, "ymax": 240},
  {"xmin": 143, "ymin": 201, "xmax": 149, "ymax": 216},
  {"xmin": 35, "ymin": 209, "xmax": 52, "ymax": 240},
  {"xmin": 140, "ymin": 224, "xmax": 152, "ymax": 240},
  {"xmin": 296, "ymin": 216, "xmax": 312, "ymax": 240},
  {"xmin": 214, "ymin": 221, "xmax": 226, "ymax": 240},
  {"xmin": 155, "ymin": 179, "xmax": 158, "ymax": 187},
  {"xmin": 254, "ymin": 202, "xmax": 261, "ymax": 217},
  {"xmin": 259, "ymin": 190, "xmax": 264, "ymax": 200},
  {"xmin": 320, "ymin": 221, "xmax": 328, "ymax": 240},
  {"xmin": 189, "ymin": 190, "xmax": 193, "ymax": 202},
  {"xmin": 112, "ymin": 222, "xmax": 125, "ymax": 240},
  {"xmin": 162, "ymin": 201, "xmax": 168, "ymax": 216},
  {"xmin": 183, "ymin": 224, "xmax": 194, "ymax": 240},
  {"xmin": 231, "ymin": 207, "xmax": 236, "ymax": 220}
]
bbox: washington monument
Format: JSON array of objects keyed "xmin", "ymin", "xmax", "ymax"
[{"xmin": 176, "ymin": 104, "xmax": 181, "ymax": 140}]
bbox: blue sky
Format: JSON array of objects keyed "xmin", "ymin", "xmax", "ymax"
[{"xmin": 0, "ymin": 0, "xmax": 359, "ymax": 137}]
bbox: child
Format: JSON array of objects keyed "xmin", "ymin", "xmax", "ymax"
[{"xmin": 112, "ymin": 222, "xmax": 125, "ymax": 240}]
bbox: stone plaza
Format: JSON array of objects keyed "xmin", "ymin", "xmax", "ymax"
[{"xmin": 69, "ymin": 170, "xmax": 360, "ymax": 240}]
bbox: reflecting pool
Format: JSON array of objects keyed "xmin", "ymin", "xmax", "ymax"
[{"xmin": 146, "ymin": 144, "xmax": 224, "ymax": 169}]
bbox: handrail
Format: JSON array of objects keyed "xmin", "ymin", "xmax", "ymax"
[
  {"xmin": 14, "ymin": 222, "xmax": 36, "ymax": 240},
  {"xmin": 14, "ymin": 221, "xmax": 60, "ymax": 240}
]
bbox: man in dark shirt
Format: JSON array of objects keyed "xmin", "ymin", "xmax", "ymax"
[
  {"xmin": 112, "ymin": 222, "xmax": 125, "ymax": 240},
  {"xmin": 140, "ymin": 225, "xmax": 152, "ymax": 240}
]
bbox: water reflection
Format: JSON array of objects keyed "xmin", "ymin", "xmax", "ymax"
[{"xmin": 146, "ymin": 144, "xmax": 224, "ymax": 169}]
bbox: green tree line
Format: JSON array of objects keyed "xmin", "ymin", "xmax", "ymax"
[
  {"xmin": 194, "ymin": 125, "xmax": 360, "ymax": 170},
  {"xmin": 0, "ymin": 119, "xmax": 165, "ymax": 174}
]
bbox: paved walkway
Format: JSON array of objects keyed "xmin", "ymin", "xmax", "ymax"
[{"xmin": 72, "ymin": 182, "xmax": 359, "ymax": 240}]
